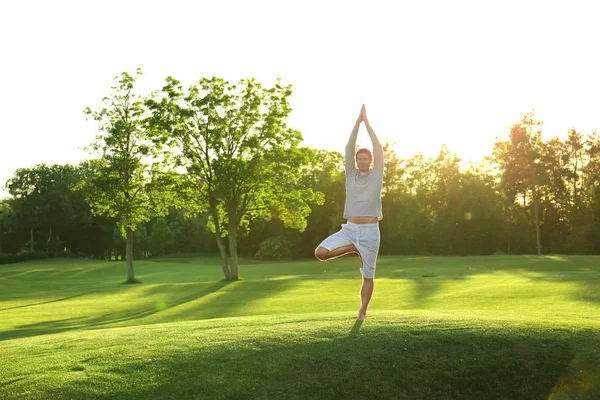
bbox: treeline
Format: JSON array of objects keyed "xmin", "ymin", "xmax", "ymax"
[
  {"xmin": 2, "ymin": 71, "xmax": 600, "ymax": 280},
  {"xmin": 2, "ymin": 115, "xmax": 600, "ymax": 259},
  {"xmin": 0, "ymin": 163, "xmax": 217, "ymax": 259}
]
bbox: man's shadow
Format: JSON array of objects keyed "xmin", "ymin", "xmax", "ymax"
[{"xmin": 349, "ymin": 319, "xmax": 364, "ymax": 335}]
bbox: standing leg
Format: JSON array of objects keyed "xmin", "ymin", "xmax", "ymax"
[
  {"xmin": 357, "ymin": 277, "xmax": 374, "ymax": 320},
  {"xmin": 356, "ymin": 225, "xmax": 379, "ymax": 321}
]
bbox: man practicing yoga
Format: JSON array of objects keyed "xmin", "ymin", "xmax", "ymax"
[{"xmin": 314, "ymin": 104, "xmax": 384, "ymax": 321}]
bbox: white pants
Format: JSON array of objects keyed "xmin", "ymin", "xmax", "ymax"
[{"xmin": 318, "ymin": 221, "xmax": 380, "ymax": 278}]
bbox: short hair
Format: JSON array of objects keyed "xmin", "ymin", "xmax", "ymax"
[{"xmin": 355, "ymin": 148, "xmax": 373, "ymax": 161}]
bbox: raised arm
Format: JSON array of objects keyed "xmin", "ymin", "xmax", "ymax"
[
  {"xmin": 362, "ymin": 105, "xmax": 384, "ymax": 171},
  {"xmin": 345, "ymin": 107, "xmax": 363, "ymax": 173}
]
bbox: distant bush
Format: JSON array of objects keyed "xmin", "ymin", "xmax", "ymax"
[
  {"xmin": 254, "ymin": 236, "xmax": 293, "ymax": 260},
  {"xmin": 0, "ymin": 251, "xmax": 52, "ymax": 265}
]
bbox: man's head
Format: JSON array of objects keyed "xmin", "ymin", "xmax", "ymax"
[{"xmin": 356, "ymin": 148, "xmax": 373, "ymax": 172}]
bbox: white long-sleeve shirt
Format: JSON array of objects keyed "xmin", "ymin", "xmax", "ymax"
[{"xmin": 343, "ymin": 123, "xmax": 384, "ymax": 220}]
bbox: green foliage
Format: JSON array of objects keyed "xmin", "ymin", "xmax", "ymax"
[
  {"xmin": 288, "ymin": 149, "xmax": 344, "ymax": 257},
  {"xmin": 492, "ymin": 111, "xmax": 546, "ymax": 254},
  {"xmin": 147, "ymin": 76, "xmax": 322, "ymax": 279},
  {"xmin": 134, "ymin": 223, "xmax": 149, "ymax": 258},
  {"xmin": 81, "ymin": 69, "xmax": 180, "ymax": 279},
  {"xmin": 81, "ymin": 69, "xmax": 178, "ymax": 234},
  {"xmin": 165, "ymin": 210, "xmax": 217, "ymax": 254},
  {"xmin": 0, "ymin": 200, "xmax": 13, "ymax": 253},
  {"xmin": 4, "ymin": 164, "xmax": 92, "ymax": 253},
  {"xmin": 6, "ymin": 98, "xmax": 600, "ymax": 259},
  {"xmin": 149, "ymin": 218, "xmax": 175, "ymax": 256},
  {"xmin": 254, "ymin": 236, "xmax": 293, "ymax": 260}
]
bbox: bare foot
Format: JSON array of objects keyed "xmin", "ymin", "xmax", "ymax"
[{"xmin": 356, "ymin": 311, "xmax": 366, "ymax": 321}]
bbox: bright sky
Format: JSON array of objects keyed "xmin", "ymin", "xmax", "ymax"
[{"xmin": 1, "ymin": 0, "xmax": 599, "ymax": 198}]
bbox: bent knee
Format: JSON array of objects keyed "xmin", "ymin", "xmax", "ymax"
[{"xmin": 314, "ymin": 247, "xmax": 329, "ymax": 261}]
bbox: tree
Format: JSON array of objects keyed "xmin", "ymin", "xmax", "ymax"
[
  {"xmin": 165, "ymin": 209, "xmax": 216, "ymax": 254},
  {"xmin": 428, "ymin": 145, "xmax": 463, "ymax": 254},
  {"xmin": 296, "ymin": 149, "xmax": 344, "ymax": 256},
  {"xmin": 0, "ymin": 200, "xmax": 13, "ymax": 254},
  {"xmin": 538, "ymin": 137, "xmax": 571, "ymax": 252},
  {"xmin": 571, "ymin": 131, "xmax": 600, "ymax": 253},
  {"xmin": 456, "ymin": 166, "xmax": 505, "ymax": 255},
  {"xmin": 82, "ymin": 69, "xmax": 172, "ymax": 283},
  {"xmin": 5, "ymin": 164, "xmax": 87, "ymax": 253},
  {"xmin": 379, "ymin": 144, "xmax": 431, "ymax": 255},
  {"xmin": 493, "ymin": 110, "xmax": 546, "ymax": 254},
  {"xmin": 564, "ymin": 129, "xmax": 585, "ymax": 206},
  {"xmin": 148, "ymin": 77, "xmax": 321, "ymax": 280},
  {"xmin": 149, "ymin": 218, "xmax": 175, "ymax": 256}
]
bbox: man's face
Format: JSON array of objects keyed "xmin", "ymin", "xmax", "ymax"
[{"xmin": 356, "ymin": 153, "xmax": 372, "ymax": 172}]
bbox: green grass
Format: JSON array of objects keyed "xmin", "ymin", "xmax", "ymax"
[{"xmin": 1, "ymin": 255, "xmax": 600, "ymax": 399}]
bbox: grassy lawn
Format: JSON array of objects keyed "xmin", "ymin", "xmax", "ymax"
[{"xmin": 1, "ymin": 255, "xmax": 600, "ymax": 399}]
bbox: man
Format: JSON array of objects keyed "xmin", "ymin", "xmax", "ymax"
[{"xmin": 314, "ymin": 104, "xmax": 384, "ymax": 321}]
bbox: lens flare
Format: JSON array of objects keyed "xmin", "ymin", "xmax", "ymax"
[{"xmin": 155, "ymin": 300, "xmax": 167, "ymax": 311}]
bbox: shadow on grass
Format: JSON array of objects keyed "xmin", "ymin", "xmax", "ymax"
[
  {"xmin": 300, "ymin": 253, "xmax": 600, "ymax": 307},
  {"xmin": 0, "ymin": 281, "xmax": 231, "ymax": 341},
  {"xmin": 3, "ymin": 254, "xmax": 600, "ymax": 340},
  {"xmin": 16, "ymin": 326, "xmax": 600, "ymax": 400},
  {"xmin": 5, "ymin": 254, "xmax": 600, "ymax": 301},
  {"xmin": 375, "ymin": 255, "xmax": 600, "ymax": 306},
  {"xmin": 142, "ymin": 278, "xmax": 299, "ymax": 323},
  {"xmin": 0, "ymin": 290, "xmax": 98, "ymax": 312},
  {"xmin": 349, "ymin": 319, "xmax": 363, "ymax": 335},
  {"xmin": 1, "ymin": 278, "xmax": 300, "ymax": 341}
]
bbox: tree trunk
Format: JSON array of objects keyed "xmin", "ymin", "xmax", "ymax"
[
  {"xmin": 505, "ymin": 203, "xmax": 511, "ymax": 255},
  {"xmin": 46, "ymin": 226, "xmax": 52, "ymax": 251},
  {"xmin": 126, "ymin": 227, "xmax": 135, "ymax": 282},
  {"xmin": 30, "ymin": 228, "xmax": 35, "ymax": 251},
  {"xmin": 228, "ymin": 228, "xmax": 239, "ymax": 280},
  {"xmin": 227, "ymin": 203, "xmax": 239, "ymax": 280},
  {"xmin": 214, "ymin": 234, "xmax": 231, "ymax": 280},
  {"xmin": 210, "ymin": 202, "xmax": 232, "ymax": 280},
  {"xmin": 532, "ymin": 187, "xmax": 542, "ymax": 255}
]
